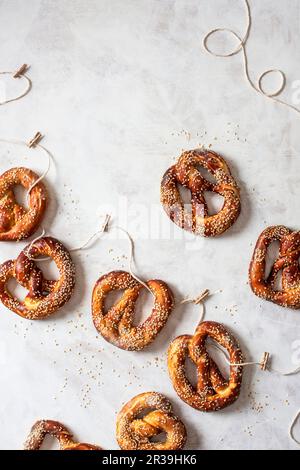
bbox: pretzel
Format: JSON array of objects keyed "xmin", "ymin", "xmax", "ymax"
[
  {"xmin": 92, "ymin": 270, "xmax": 174, "ymax": 351},
  {"xmin": 0, "ymin": 167, "xmax": 47, "ymax": 241},
  {"xmin": 116, "ymin": 392, "xmax": 186, "ymax": 450},
  {"xmin": 160, "ymin": 149, "xmax": 240, "ymax": 237},
  {"xmin": 168, "ymin": 321, "xmax": 243, "ymax": 411},
  {"xmin": 24, "ymin": 420, "xmax": 102, "ymax": 450},
  {"xmin": 0, "ymin": 236, "xmax": 75, "ymax": 319},
  {"xmin": 249, "ymin": 225, "xmax": 300, "ymax": 308}
]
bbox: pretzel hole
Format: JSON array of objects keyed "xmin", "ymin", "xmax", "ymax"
[
  {"xmin": 34, "ymin": 259, "xmax": 60, "ymax": 281},
  {"xmin": 132, "ymin": 288, "xmax": 154, "ymax": 325},
  {"xmin": 185, "ymin": 357, "xmax": 198, "ymax": 387},
  {"xmin": 12, "ymin": 185, "xmax": 29, "ymax": 209},
  {"xmin": 104, "ymin": 289, "xmax": 127, "ymax": 312},
  {"xmin": 207, "ymin": 341, "xmax": 230, "ymax": 379},
  {"xmin": 203, "ymin": 191, "xmax": 224, "ymax": 215},
  {"xmin": 195, "ymin": 165, "xmax": 218, "ymax": 184},
  {"xmin": 7, "ymin": 278, "xmax": 28, "ymax": 301},
  {"xmin": 150, "ymin": 431, "xmax": 167, "ymax": 443},
  {"xmin": 177, "ymin": 185, "xmax": 192, "ymax": 206},
  {"xmin": 39, "ymin": 434, "xmax": 60, "ymax": 450},
  {"xmin": 265, "ymin": 241, "xmax": 282, "ymax": 290}
]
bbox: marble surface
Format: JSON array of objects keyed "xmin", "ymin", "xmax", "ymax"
[{"xmin": 0, "ymin": 0, "xmax": 300, "ymax": 450}]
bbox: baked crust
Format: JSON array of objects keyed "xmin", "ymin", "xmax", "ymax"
[
  {"xmin": 24, "ymin": 420, "xmax": 102, "ymax": 450},
  {"xmin": 0, "ymin": 167, "xmax": 47, "ymax": 241},
  {"xmin": 249, "ymin": 225, "xmax": 300, "ymax": 308},
  {"xmin": 116, "ymin": 392, "xmax": 186, "ymax": 450},
  {"xmin": 0, "ymin": 236, "xmax": 75, "ymax": 319},
  {"xmin": 160, "ymin": 149, "xmax": 240, "ymax": 237},
  {"xmin": 168, "ymin": 320, "xmax": 243, "ymax": 411},
  {"xmin": 92, "ymin": 270, "xmax": 174, "ymax": 351}
]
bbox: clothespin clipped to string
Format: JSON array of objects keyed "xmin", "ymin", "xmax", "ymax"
[
  {"xmin": 260, "ymin": 352, "xmax": 270, "ymax": 371},
  {"xmin": 28, "ymin": 132, "xmax": 43, "ymax": 148},
  {"xmin": 13, "ymin": 64, "xmax": 29, "ymax": 79},
  {"xmin": 101, "ymin": 214, "xmax": 111, "ymax": 233}
]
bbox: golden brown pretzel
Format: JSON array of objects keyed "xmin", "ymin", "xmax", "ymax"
[
  {"xmin": 116, "ymin": 392, "xmax": 186, "ymax": 450},
  {"xmin": 249, "ymin": 225, "xmax": 300, "ymax": 308},
  {"xmin": 160, "ymin": 149, "xmax": 240, "ymax": 237},
  {"xmin": 168, "ymin": 321, "xmax": 243, "ymax": 411},
  {"xmin": 92, "ymin": 270, "xmax": 174, "ymax": 351},
  {"xmin": 24, "ymin": 420, "xmax": 102, "ymax": 450},
  {"xmin": 0, "ymin": 236, "xmax": 75, "ymax": 319},
  {"xmin": 0, "ymin": 167, "xmax": 47, "ymax": 241}
]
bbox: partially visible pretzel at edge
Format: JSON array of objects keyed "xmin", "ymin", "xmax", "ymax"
[
  {"xmin": 160, "ymin": 149, "xmax": 240, "ymax": 237},
  {"xmin": 0, "ymin": 237, "xmax": 75, "ymax": 319},
  {"xmin": 0, "ymin": 167, "xmax": 47, "ymax": 241},
  {"xmin": 168, "ymin": 320, "xmax": 243, "ymax": 411},
  {"xmin": 24, "ymin": 420, "xmax": 102, "ymax": 450},
  {"xmin": 92, "ymin": 270, "xmax": 174, "ymax": 351},
  {"xmin": 116, "ymin": 392, "xmax": 186, "ymax": 450},
  {"xmin": 249, "ymin": 225, "xmax": 300, "ymax": 308}
]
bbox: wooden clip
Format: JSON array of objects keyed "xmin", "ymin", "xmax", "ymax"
[
  {"xmin": 28, "ymin": 132, "xmax": 43, "ymax": 148},
  {"xmin": 13, "ymin": 64, "xmax": 29, "ymax": 78},
  {"xmin": 260, "ymin": 352, "xmax": 270, "ymax": 371},
  {"xmin": 194, "ymin": 289, "xmax": 210, "ymax": 304},
  {"xmin": 101, "ymin": 214, "xmax": 111, "ymax": 233}
]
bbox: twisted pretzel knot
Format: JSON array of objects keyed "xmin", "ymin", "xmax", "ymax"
[
  {"xmin": 24, "ymin": 420, "xmax": 102, "ymax": 450},
  {"xmin": 92, "ymin": 271, "xmax": 174, "ymax": 351},
  {"xmin": 116, "ymin": 392, "xmax": 186, "ymax": 450},
  {"xmin": 160, "ymin": 149, "xmax": 240, "ymax": 237},
  {"xmin": 0, "ymin": 236, "xmax": 75, "ymax": 319},
  {"xmin": 249, "ymin": 225, "xmax": 300, "ymax": 308},
  {"xmin": 0, "ymin": 167, "xmax": 47, "ymax": 241},
  {"xmin": 168, "ymin": 321, "xmax": 243, "ymax": 411}
]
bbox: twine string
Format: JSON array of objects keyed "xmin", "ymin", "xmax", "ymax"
[
  {"xmin": 203, "ymin": 0, "xmax": 300, "ymax": 114},
  {"xmin": 22, "ymin": 214, "xmax": 154, "ymax": 296},
  {"xmin": 290, "ymin": 410, "xmax": 300, "ymax": 446},
  {"xmin": 179, "ymin": 289, "xmax": 210, "ymax": 323},
  {"xmin": 0, "ymin": 137, "xmax": 53, "ymax": 196},
  {"xmin": 0, "ymin": 69, "xmax": 31, "ymax": 106},
  {"xmin": 208, "ymin": 342, "xmax": 300, "ymax": 445}
]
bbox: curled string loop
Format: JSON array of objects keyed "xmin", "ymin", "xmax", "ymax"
[{"xmin": 203, "ymin": 0, "xmax": 300, "ymax": 114}]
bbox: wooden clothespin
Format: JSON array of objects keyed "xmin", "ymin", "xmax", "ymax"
[
  {"xmin": 194, "ymin": 289, "xmax": 210, "ymax": 304},
  {"xmin": 101, "ymin": 214, "xmax": 111, "ymax": 233},
  {"xmin": 260, "ymin": 352, "xmax": 270, "ymax": 371},
  {"xmin": 13, "ymin": 64, "xmax": 29, "ymax": 79},
  {"xmin": 28, "ymin": 132, "xmax": 43, "ymax": 148}
]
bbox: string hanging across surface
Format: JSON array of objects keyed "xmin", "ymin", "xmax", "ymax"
[
  {"xmin": 0, "ymin": 64, "xmax": 32, "ymax": 106},
  {"xmin": 207, "ymin": 341, "xmax": 300, "ymax": 446},
  {"xmin": 0, "ymin": 132, "xmax": 53, "ymax": 241},
  {"xmin": 203, "ymin": 0, "xmax": 300, "ymax": 115}
]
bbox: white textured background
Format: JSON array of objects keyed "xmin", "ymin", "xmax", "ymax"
[{"xmin": 0, "ymin": 0, "xmax": 300, "ymax": 450}]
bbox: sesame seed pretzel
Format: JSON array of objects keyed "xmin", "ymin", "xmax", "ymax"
[
  {"xmin": 24, "ymin": 420, "xmax": 102, "ymax": 450},
  {"xmin": 160, "ymin": 149, "xmax": 240, "ymax": 237},
  {"xmin": 0, "ymin": 236, "xmax": 75, "ymax": 319},
  {"xmin": 116, "ymin": 392, "xmax": 187, "ymax": 450},
  {"xmin": 168, "ymin": 321, "xmax": 243, "ymax": 411},
  {"xmin": 249, "ymin": 225, "xmax": 300, "ymax": 308},
  {"xmin": 92, "ymin": 271, "xmax": 174, "ymax": 351},
  {"xmin": 0, "ymin": 167, "xmax": 47, "ymax": 241}
]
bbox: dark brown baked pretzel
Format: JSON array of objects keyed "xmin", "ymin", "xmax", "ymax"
[
  {"xmin": 92, "ymin": 270, "xmax": 174, "ymax": 351},
  {"xmin": 168, "ymin": 321, "xmax": 243, "ymax": 411},
  {"xmin": 24, "ymin": 420, "xmax": 102, "ymax": 450},
  {"xmin": 0, "ymin": 167, "xmax": 47, "ymax": 241},
  {"xmin": 160, "ymin": 149, "xmax": 240, "ymax": 237},
  {"xmin": 249, "ymin": 225, "xmax": 300, "ymax": 308},
  {"xmin": 116, "ymin": 392, "xmax": 186, "ymax": 450},
  {"xmin": 0, "ymin": 236, "xmax": 75, "ymax": 319}
]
